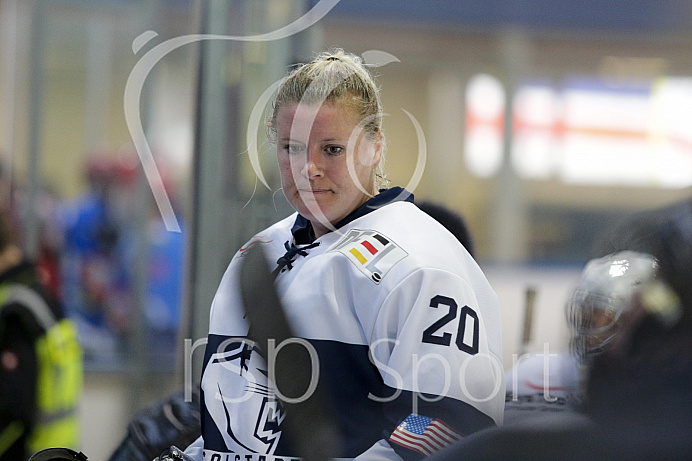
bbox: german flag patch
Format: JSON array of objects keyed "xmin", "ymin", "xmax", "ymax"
[{"xmin": 331, "ymin": 229, "xmax": 408, "ymax": 284}]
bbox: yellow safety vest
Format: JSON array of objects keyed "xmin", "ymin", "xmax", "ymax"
[{"xmin": 0, "ymin": 284, "xmax": 83, "ymax": 455}]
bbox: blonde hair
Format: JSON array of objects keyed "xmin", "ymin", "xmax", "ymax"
[{"xmin": 267, "ymin": 49, "xmax": 388, "ymax": 190}]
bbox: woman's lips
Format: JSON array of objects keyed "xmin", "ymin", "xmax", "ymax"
[{"xmin": 300, "ymin": 189, "xmax": 331, "ymax": 194}]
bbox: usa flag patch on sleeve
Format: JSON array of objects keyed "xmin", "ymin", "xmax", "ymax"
[
  {"xmin": 389, "ymin": 414, "xmax": 463, "ymax": 456},
  {"xmin": 330, "ymin": 229, "xmax": 407, "ymax": 284}
]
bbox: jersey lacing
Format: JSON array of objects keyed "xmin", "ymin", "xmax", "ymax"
[{"xmin": 274, "ymin": 241, "xmax": 321, "ymax": 274}]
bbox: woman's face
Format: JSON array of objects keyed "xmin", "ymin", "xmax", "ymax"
[{"xmin": 276, "ymin": 101, "xmax": 382, "ymax": 238}]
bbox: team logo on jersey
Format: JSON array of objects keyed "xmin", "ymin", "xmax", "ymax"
[
  {"xmin": 202, "ymin": 338, "xmax": 284, "ymax": 454},
  {"xmin": 331, "ymin": 229, "xmax": 408, "ymax": 284}
]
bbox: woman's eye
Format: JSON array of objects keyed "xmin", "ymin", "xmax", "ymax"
[
  {"xmin": 284, "ymin": 144, "xmax": 304, "ymax": 154},
  {"xmin": 325, "ymin": 145, "xmax": 343, "ymax": 155}
]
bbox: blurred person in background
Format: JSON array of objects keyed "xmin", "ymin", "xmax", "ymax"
[
  {"xmin": 0, "ymin": 204, "xmax": 82, "ymax": 460},
  {"xmin": 565, "ymin": 251, "xmax": 658, "ymax": 398},
  {"xmin": 504, "ymin": 250, "xmax": 658, "ymax": 424},
  {"xmin": 427, "ymin": 197, "xmax": 692, "ymax": 460},
  {"xmin": 0, "ymin": 161, "xmax": 63, "ymax": 304},
  {"xmin": 58, "ymin": 152, "xmax": 138, "ymax": 363},
  {"xmin": 59, "ymin": 151, "xmax": 185, "ymax": 368},
  {"xmin": 580, "ymin": 197, "xmax": 692, "ymax": 459},
  {"xmin": 417, "ymin": 201, "xmax": 475, "ymax": 258}
]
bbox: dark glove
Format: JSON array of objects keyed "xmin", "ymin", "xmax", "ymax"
[{"xmin": 108, "ymin": 385, "xmax": 200, "ymax": 461}]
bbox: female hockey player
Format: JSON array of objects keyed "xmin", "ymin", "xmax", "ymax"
[{"xmin": 183, "ymin": 49, "xmax": 504, "ymax": 461}]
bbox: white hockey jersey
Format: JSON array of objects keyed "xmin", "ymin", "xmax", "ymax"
[{"xmin": 187, "ymin": 188, "xmax": 504, "ymax": 461}]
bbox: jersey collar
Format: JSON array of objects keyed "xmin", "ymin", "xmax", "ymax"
[{"xmin": 291, "ymin": 187, "xmax": 414, "ymax": 244}]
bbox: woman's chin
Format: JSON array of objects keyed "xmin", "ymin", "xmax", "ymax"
[
  {"xmin": 304, "ymin": 212, "xmax": 335, "ymax": 228},
  {"xmin": 296, "ymin": 199, "xmax": 333, "ymax": 219}
]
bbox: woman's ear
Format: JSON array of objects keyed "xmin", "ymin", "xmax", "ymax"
[{"xmin": 369, "ymin": 134, "xmax": 383, "ymax": 168}]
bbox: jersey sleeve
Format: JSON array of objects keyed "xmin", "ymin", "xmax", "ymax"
[{"xmin": 368, "ymin": 267, "xmax": 505, "ymax": 460}]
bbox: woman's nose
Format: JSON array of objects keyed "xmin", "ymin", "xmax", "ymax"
[{"xmin": 303, "ymin": 149, "xmax": 323, "ymax": 178}]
